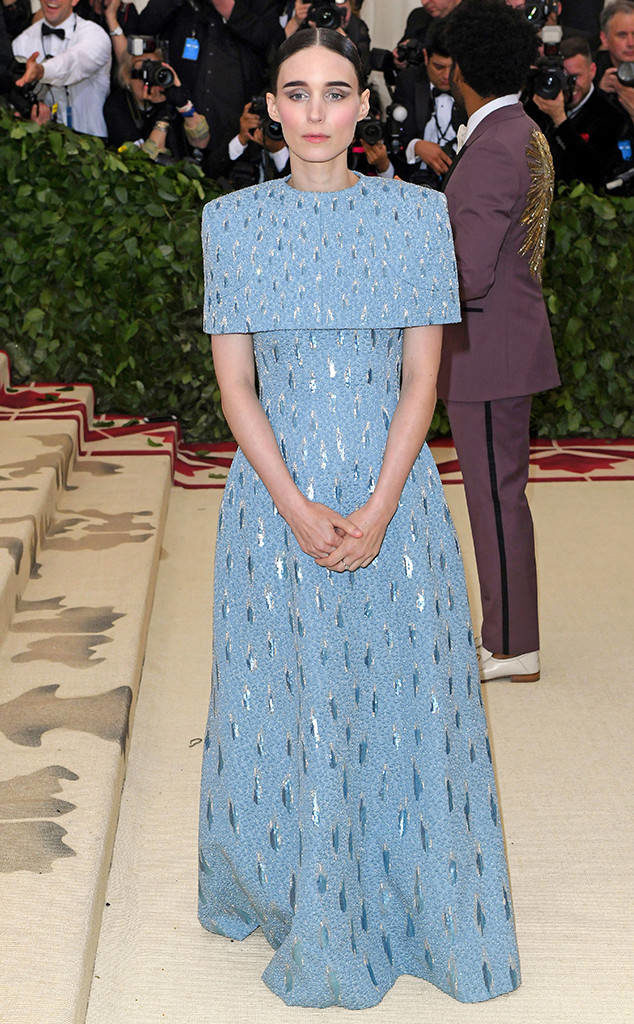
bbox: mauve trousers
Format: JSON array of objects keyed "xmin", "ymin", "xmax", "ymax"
[{"xmin": 444, "ymin": 395, "xmax": 539, "ymax": 656}]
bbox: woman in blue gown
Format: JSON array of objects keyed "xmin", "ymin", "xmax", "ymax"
[{"xmin": 197, "ymin": 27, "xmax": 521, "ymax": 1009}]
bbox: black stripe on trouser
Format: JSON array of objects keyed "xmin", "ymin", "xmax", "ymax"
[{"xmin": 484, "ymin": 401, "xmax": 509, "ymax": 654}]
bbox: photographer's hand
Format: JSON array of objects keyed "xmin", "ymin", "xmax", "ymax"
[
  {"xmin": 414, "ymin": 139, "xmax": 452, "ymax": 175},
  {"xmin": 238, "ymin": 102, "xmax": 263, "ymax": 146},
  {"xmin": 15, "ymin": 52, "xmax": 44, "ymax": 88},
  {"xmin": 286, "ymin": 1, "xmax": 311, "ymax": 35},
  {"xmin": 599, "ymin": 66, "xmax": 619, "ymax": 94},
  {"xmin": 392, "ymin": 40, "xmax": 409, "ymax": 70},
  {"xmin": 362, "ymin": 139, "xmax": 390, "ymax": 173},
  {"xmin": 30, "ymin": 101, "xmax": 51, "ymax": 125},
  {"xmin": 532, "ymin": 91, "xmax": 566, "ymax": 127}
]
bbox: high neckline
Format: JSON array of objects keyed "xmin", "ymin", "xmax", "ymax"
[{"xmin": 282, "ymin": 172, "xmax": 365, "ymax": 195}]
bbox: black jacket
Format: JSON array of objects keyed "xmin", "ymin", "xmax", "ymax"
[
  {"xmin": 560, "ymin": 0, "xmax": 603, "ymax": 49},
  {"xmin": 526, "ymin": 87, "xmax": 627, "ymax": 189},
  {"xmin": 398, "ymin": 7, "xmax": 432, "ymax": 45}
]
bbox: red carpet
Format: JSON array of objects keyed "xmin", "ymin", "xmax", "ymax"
[{"xmin": 2, "ymin": 351, "xmax": 632, "ymax": 487}]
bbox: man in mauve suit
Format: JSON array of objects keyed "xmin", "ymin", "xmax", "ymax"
[{"xmin": 437, "ymin": 0, "xmax": 560, "ymax": 683}]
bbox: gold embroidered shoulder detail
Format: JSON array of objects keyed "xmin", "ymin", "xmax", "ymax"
[{"xmin": 518, "ymin": 129, "xmax": 554, "ymax": 281}]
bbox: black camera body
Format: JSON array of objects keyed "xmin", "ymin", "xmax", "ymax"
[
  {"xmin": 396, "ymin": 38, "xmax": 426, "ymax": 68},
  {"xmin": 527, "ymin": 57, "xmax": 575, "ymax": 102},
  {"xmin": 356, "ymin": 118, "xmax": 383, "ymax": 147},
  {"xmin": 1, "ymin": 59, "xmax": 39, "ymax": 120},
  {"xmin": 524, "ymin": 0, "xmax": 559, "ymax": 30},
  {"xmin": 131, "ymin": 60, "xmax": 175, "ymax": 90},
  {"xmin": 527, "ymin": 30, "xmax": 576, "ymax": 104},
  {"xmin": 307, "ymin": 1, "xmax": 345, "ymax": 30},
  {"xmin": 250, "ymin": 95, "xmax": 284, "ymax": 142}
]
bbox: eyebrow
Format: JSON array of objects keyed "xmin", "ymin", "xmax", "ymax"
[{"xmin": 281, "ymin": 80, "xmax": 353, "ymax": 88}]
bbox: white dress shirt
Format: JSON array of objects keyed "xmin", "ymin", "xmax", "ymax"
[
  {"xmin": 460, "ymin": 93, "xmax": 520, "ymax": 148},
  {"xmin": 406, "ymin": 91, "xmax": 456, "ymax": 167},
  {"xmin": 12, "ymin": 12, "xmax": 111, "ymax": 137},
  {"xmin": 228, "ymin": 134, "xmax": 290, "ymax": 180}
]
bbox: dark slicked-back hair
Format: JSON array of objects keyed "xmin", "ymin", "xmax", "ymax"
[
  {"xmin": 270, "ymin": 27, "xmax": 367, "ymax": 93},
  {"xmin": 424, "ymin": 19, "xmax": 451, "ymax": 59},
  {"xmin": 560, "ymin": 36, "xmax": 593, "ymax": 62},
  {"xmin": 445, "ymin": 0, "xmax": 539, "ymax": 98}
]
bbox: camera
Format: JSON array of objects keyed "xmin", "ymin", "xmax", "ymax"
[
  {"xmin": 249, "ymin": 95, "xmax": 285, "ymax": 142},
  {"xmin": 306, "ymin": 1, "xmax": 346, "ymax": 30},
  {"xmin": 130, "ymin": 60, "xmax": 175, "ymax": 90},
  {"xmin": 356, "ymin": 118, "xmax": 383, "ymax": 147},
  {"xmin": 524, "ymin": 1, "xmax": 559, "ymax": 30},
  {"xmin": 395, "ymin": 38, "xmax": 426, "ymax": 68},
  {"xmin": 617, "ymin": 61, "xmax": 634, "ymax": 87},
  {"xmin": 0, "ymin": 59, "xmax": 39, "ymax": 120},
  {"xmin": 355, "ymin": 103, "xmax": 408, "ymax": 156},
  {"xmin": 526, "ymin": 27, "xmax": 575, "ymax": 102}
]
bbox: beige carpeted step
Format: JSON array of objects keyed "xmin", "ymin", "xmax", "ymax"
[
  {"xmin": 86, "ymin": 482, "xmax": 634, "ymax": 1024},
  {"xmin": 0, "ymin": 421, "xmax": 79, "ymax": 641},
  {"xmin": 0, "ymin": 450, "xmax": 172, "ymax": 1024}
]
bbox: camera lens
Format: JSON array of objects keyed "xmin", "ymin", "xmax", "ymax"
[
  {"xmin": 155, "ymin": 65, "xmax": 174, "ymax": 88},
  {"xmin": 617, "ymin": 61, "xmax": 634, "ymax": 87}
]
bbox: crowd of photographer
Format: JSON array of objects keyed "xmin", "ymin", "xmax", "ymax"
[{"xmin": 1, "ymin": 0, "xmax": 633, "ymax": 194}]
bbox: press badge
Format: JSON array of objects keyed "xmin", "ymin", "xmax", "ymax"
[{"xmin": 182, "ymin": 36, "xmax": 199, "ymax": 60}]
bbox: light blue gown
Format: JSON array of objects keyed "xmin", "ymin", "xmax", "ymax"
[{"xmin": 197, "ymin": 174, "xmax": 521, "ymax": 1009}]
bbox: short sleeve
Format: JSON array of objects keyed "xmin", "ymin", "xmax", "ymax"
[
  {"xmin": 201, "ymin": 198, "xmax": 249, "ymax": 336},
  {"xmin": 385, "ymin": 185, "xmax": 461, "ymax": 327},
  {"xmin": 201, "ymin": 178, "xmax": 462, "ymax": 334}
]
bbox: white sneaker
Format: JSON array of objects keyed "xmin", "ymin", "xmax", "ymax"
[{"xmin": 479, "ymin": 645, "xmax": 540, "ymax": 682}]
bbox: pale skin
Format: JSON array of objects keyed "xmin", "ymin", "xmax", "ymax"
[{"xmin": 211, "ymin": 47, "xmax": 443, "ymax": 574}]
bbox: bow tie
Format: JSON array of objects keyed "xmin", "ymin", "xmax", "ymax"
[
  {"xmin": 431, "ymin": 87, "xmax": 446, "ymax": 101},
  {"xmin": 42, "ymin": 23, "xmax": 65, "ymax": 40}
]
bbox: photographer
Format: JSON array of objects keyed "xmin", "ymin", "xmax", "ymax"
[
  {"xmin": 350, "ymin": 90, "xmax": 402, "ymax": 179},
  {"xmin": 596, "ymin": 1, "xmax": 634, "ymax": 128},
  {"xmin": 104, "ymin": 44, "xmax": 210, "ymax": 160},
  {"xmin": 227, "ymin": 96, "xmax": 289, "ymax": 186},
  {"xmin": 106, "ymin": 0, "xmax": 281, "ymax": 179},
  {"xmin": 393, "ymin": 0, "xmax": 461, "ymax": 70},
  {"xmin": 394, "ymin": 19, "xmax": 466, "ymax": 188},
  {"xmin": 11, "ymin": 0, "xmax": 111, "ymax": 135},
  {"xmin": 296, "ymin": 1, "xmax": 371, "ymax": 75},
  {"xmin": 526, "ymin": 35, "xmax": 627, "ymax": 190}
]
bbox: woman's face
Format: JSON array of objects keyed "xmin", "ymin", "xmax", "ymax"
[{"xmin": 267, "ymin": 46, "xmax": 369, "ymax": 166}]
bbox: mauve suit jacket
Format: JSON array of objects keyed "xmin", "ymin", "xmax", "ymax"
[{"xmin": 437, "ymin": 103, "xmax": 561, "ymax": 403}]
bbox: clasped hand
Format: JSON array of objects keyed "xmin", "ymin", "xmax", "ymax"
[{"xmin": 287, "ymin": 496, "xmax": 390, "ymax": 573}]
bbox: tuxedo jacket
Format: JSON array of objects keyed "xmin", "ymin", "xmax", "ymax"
[
  {"xmin": 437, "ymin": 103, "xmax": 561, "ymax": 403},
  {"xmin": 394, "ymin": 67, "xmax": 466, "ymax": 151}
]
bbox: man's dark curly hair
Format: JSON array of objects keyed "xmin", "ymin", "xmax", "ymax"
[{"xmin": 445, "ymin": 0, "xmax": 539, "ymax": 98}]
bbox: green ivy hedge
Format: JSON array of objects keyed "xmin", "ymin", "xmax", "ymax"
[{"xmin": 1, "ymin": 110, "xmax": 632, "ymax": 440}]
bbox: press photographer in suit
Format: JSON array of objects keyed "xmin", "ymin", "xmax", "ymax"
[
  {"xmin": 438, "ymin": 0, "xmax": 560, "ymax": 683},
  {"xmin": 527, "ymin": 35, "xmax": 627, "ymax": 190},
  {"xmin": 394, "ymin": 19, "xmax": 466, "ymax": 187}
]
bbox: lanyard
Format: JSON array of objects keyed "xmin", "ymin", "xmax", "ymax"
[{"xmin": 432, "ymin": 98, "xmax": 454, "ymax": 146}]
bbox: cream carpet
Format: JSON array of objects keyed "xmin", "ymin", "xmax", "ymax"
[{"xmin": 86, "ymin": 480, "xmax": 634, "ymax": 1024}]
